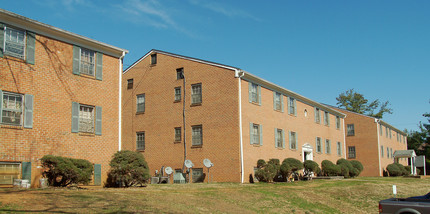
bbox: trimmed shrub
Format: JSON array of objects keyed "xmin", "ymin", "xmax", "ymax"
[
  {"xmin": 350, "ymin": 160, "xmax": 364, "ymax": 173},
  {"xmin": 386, "ymin": 163, "xmax": 409, "ymax": 176},
  {"xmin": 339, "ymin": 163, "xmax": 349, "ymax": 177},
  {"xmin": 257, "ymin": 159, "xmax": 266, "ymax": 168},
  {"xmin": 254, "ymin": 160, "xmax": 278, "ymax": 182},
  {"xmin": 321, "ymin": 160, "xmax": 340, "ymax": 176},
  {"xmin": 41, "ymin": 155, "xmax": 93, "ymax": 187},
  {"xmin": 336, "ymin": 158, "xmax": 354, "ymax": 178},
  {"xmin": 303, "ymin": 160, "xmax": 320, "ymax": 177},
  {"xmin": 280, "ymin": 158, "xmax": 303, "ymax": 181},
  {"xmin": 106, "ymin": 150, "xmax": 150, "ymax": 187}
]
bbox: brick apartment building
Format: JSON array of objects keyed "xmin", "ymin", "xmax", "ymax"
[
  {"xmin": 0, "ymin": 9, "xmax": 127, "ymax": 187},
  {"xmin": 332, "ymin": 107, "xmax": 408, "ymax": 176},
  {"xmin": 122, "ymin": 50, "xmax": 346, "ymax": 183}
]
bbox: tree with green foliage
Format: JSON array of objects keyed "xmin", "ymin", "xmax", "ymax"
[
  {"xmin": 303, "ymin": 160, "xmax": 321, "ymax": 177},
  {"xmin": 336, "ymin": 89, "xmax": 392, "ymax": 119},
  {"xmin": 254, "ymin": 159, "xmax": 279, "ymax": 182},
  {"xmin": 321, "ymin": 160, "xmax": 340, "ymax": 176},
  {"xmin": 106, "ymin": 150, "xmax": 150, "ymax": 187},
  {"xmin": 407, "ymin": 101, "xmax": 430, "ymax": 174},
  {"xmin": 280, "ymin": 158, "xmax": 303, "ymax": 181},
  {"xmin": 41, "ymin": 155, "xmax": 93, "ymax": 187}
]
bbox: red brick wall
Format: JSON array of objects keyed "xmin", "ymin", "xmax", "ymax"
[
  {"xmin": 122, "ymin": 53, "xmax": 241, "ymax": 182},
  {"xmin": 0, "ymin": 33, "xmax": 120, "ymax": 187},
  {"xmin": 241, "ymin": 80, "xmax": 346, "ymax": 181}
]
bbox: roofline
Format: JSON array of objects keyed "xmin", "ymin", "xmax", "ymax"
[
  {"xmin": 0, "ymin": 9, "xmax": 128, "ymax": 58},
  {"xmin": 123, "ymin": 49, "xmax": 240, "ymax": 74},
  {"xmin": 242, "ymin": 72, "xmax": 346, "ymax": 118},
  {"xmin": 328, "ymin": 105, "xmax": 407, "ymax": 135}
]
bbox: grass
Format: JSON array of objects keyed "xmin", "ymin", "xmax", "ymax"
[{"xmin": 0, "ymin": 177, "xmax": 429, "ymax": 213}]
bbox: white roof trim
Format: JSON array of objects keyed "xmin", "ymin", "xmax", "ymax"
[
  {"xmin": 0, "ymin": 9, "xmax": 128, "ymax": 57},
  {"xmin": 123, "ymin": 49, "xmax": 240, "ymax": 74}
]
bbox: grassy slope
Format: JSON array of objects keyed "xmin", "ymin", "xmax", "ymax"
[{"xmin": 0, "ymin": 177, "xmax": 429, "ymax": 214}]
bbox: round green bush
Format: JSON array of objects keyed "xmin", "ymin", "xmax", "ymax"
[
  {"xmin": 386, "ymin": 163, "xmax": 409, "ymax": 176},
  {"xmin": 257, "ymin": 159, "xmax": 266, "ymax": 168},
  {"xmin": 350, "ymin": 160, "xmax": 364, "ymax": 173},
  {"xmin": 321, "ymin": 160, "xmax": 341, "ymax": 176},
  {"xmin": 106, "ymin": 150, "xmax": 150, "ymax": 187},
  {"xmin": 41, "ymin": 155, "xmax": 93, "ymax": 187}
]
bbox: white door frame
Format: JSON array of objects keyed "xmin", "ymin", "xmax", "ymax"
[{"xmin": 302, "ymin": 143, "xmax": 313, "ymax": 162}]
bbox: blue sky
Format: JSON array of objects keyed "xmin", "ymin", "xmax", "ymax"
[{"xmin": 2, "ymin": 0, "xmax": 429, "ymax": 132}]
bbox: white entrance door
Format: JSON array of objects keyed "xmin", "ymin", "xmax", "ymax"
[{"xmin": 302, "ymin": 143, "xmax": 313, "ymax": 162}]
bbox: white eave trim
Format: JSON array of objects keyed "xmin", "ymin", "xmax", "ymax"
[
  {"xmin": 242, "ymin": 72, "xmax": 346, "ymax": 118},
  {"xmin": 123, "ymin": 49, "xmax": 240, "ymax": 74},
  {"xmin": 0, "ymin": 9, "xmax": 128, "ymax": 58}
]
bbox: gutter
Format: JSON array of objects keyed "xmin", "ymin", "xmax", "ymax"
[
  {"xmin": 118, "ymin": 51, "xmax": 126, "ymax": 151},
  {"xmin": 342, "ymin": 115, "xmax": 347, "ymax": 159},
  {"xmin": 237, "ymin": 70, "xmax": 245, "ymax": 183},
  {"xmin": 376, "ymin": 119, "xmax": 382, "ymax": 176}
]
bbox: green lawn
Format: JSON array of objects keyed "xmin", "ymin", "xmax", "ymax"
[{"xmin": 0, "ymin": 177, "xmax": 429, "ymax": 213}]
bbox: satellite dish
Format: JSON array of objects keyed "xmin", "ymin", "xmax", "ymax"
[
  {"xmin": 165, "ymin": 167, "xmax": 173, "ymax": 175},
  {"xmin": 184, "ymin": 159, "xmax": 194, "ymax": 168},
  {"xmin": 203, "ymin": 159, "xmax": 214, "ymax": 168}
]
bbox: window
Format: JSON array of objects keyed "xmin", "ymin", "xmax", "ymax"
[
  {"xmin": 389, "ymin": 128, "xmax": 392, "ymax": 139},
  {"xmin": 387, "ymin": 147, "xmax": 390, "ymax": 158},
  {"xmin": 136, "ymin": 94, "xmax": 145, "ymax": 113},
  {"xmin": 381, "ymin": 146, "xmax": 384, "ymax": 157},
  {"xmin": 79, "ymin": 105, "xmax": 94, "ymax": 133},
  {"xmin": 191, "ymin": 84, "xmax": 202, "ymax": 105},
  {"xmin": 174, "ymin": 127, "xmax": 181, "ymax": 142},
  {"xmin": 336, "ymin": 116, "xmax": 340, "ymax": 130},
  {"xmin": 347, "ymin": 124, "xmax": 355, "ymax": 136},
  {"xmin": 379, "ymin": 124, "xmax": 383, "ymax": 136},
  {"xmin": 250, "ymin": 83, "xmax": 259, "ymax": 104},
  {"xmin": 390, "ymin": 148, "xmax": 393, "ymax": 158},
  {"xmin": 80, "ymin": 48, "xmax": 95, "ymax": 76},
  {"xmin": 0, "ymin": 163, "xmax": 20, "ymax": 185},
  {"xmin": 176, "ymin": 68, "xmax": 184, "ymax": 80},
  {"xmin": 174, "ymin": 87, "xmax": 181, "ymax": 102},
  {"xmin": 386, "ymin": 126, "xmax": 389, "ymax": 137},
  {"xmin": 192, "ymin": 125, "xmax": 202, "ymax": 146},
  {"xmin": 1, "ymin": 92, "xmax": 23, "ymax": 126},
  {"xmin": 289, "ymin": 131, "xmax": 297, "ymax": 150},
  {"xmin": 127, "ymin": 79, "xmax": 133, "ymax": 90},
  {"xmin": 192, "ymin": 168, "xmax": 204, "ymax": 183},
  {"xmin": 325, "ymin": 139, "xmax": 331, "ymax": 154},
  {"xmin": 151, "ymin": 53, "xmax": 157, "ymax": 65},
  {"xmin": 315, "ymin": 108, "xmax": 321, "ymax": 124},
  {"xmin": 4, "ymin": 26, "xmax": 26, "ymax": 59},
  {"xmin": 275, "ymin": 128, "xmax": 284, "ymax": 148},
  {"xmin": 288, "ymin": 97, "xmax": 297, "ymax": 116},
  {"xmin": 337, "ymin": 142, "xmax": 342, "ymax": 156},
  {"xmin": 316, "ymin": 137, "xmax": 322, "ymax": 153},
  {"xmin": 348, "ymin": 146, "xmax": 356, "ymax": 158},
  {"xmin": 136, "ymin": 132, "xmax": 145, "ymax": 150},
  {"xmin": 71, "ymin": 102, "xmax": 101, "ymax": 135},
  {"xmin": 250, "ymin": 123, "xmax": 262, "ymax": 145},
  {"xmin": 396, "ymin": 132, "xmax": 399, "ymax": 142},
  {"xmin": 273, "ymin": 92, "xmax": 282, "ymax": 111},
  {"xmin": 324, "ymin": 111, "xmax": 330, "ymax": 126}
]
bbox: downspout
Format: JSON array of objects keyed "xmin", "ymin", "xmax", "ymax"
[
  {"xmin": 342, "ymin": 115, "xmax": 347, "ymax": 159},
  {"xmin": 118, "ymin": 51, "xmax": 126, "ymax": 151},
  {"xmin": 183, "ymin": 72, "xmax": 187, "ymax": 171},
  {"xmin": 236, "ymin": 70, "xmax": 245, "ymax": 183},
  {"xmin": 376, "ymin": 119, "xmax": 382, "ymax": 176}
]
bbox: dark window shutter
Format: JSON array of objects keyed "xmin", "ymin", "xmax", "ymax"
[
  {"xmin": 249, "ymin": 123, "xmax": 253, "ymax": 144},
  {"xmin": 259, "ymin": 124, "xmax": 263, "ymax": 146},
  {"xmin": 0, "ymin": 23, "xmax": 4, "ymax": 57},
  {"xmin": 0, "ymin": 89, "xmax": 3, "ymax": 123},
  {"xmin": 248, "ymin": 82, "xmax": 252, "ymax": 103},
  {"xmin": 24, "ymin": 94, "xmax": 34, "ymax": 128},
  {"xmin": 95, "ymin": 106, "xmax": 102, "ymax": 135},
  {"xmin": 71, "ymin": 102, "xmax": 79, "ymax": 133},
  {"xmin": 94, "ymin": 164, "xmax": 101, "ymax": 186},
  {"xmin": 96, "ymin": 52, "xmax": 103, "ymax": 80},
  {"xmin": 22, "ymin": 162, "xmax": 31, "ymax": 184},
  {"xmin": 26, "ymin": 32, "xmax": 36, "ymax": 64},
  {"xmin": 274, "ymin": 128, "xmax": 278, "ymax": 147},
  {"xmin": 72, "ymin": 45, "xmax": 80, "ymax": 75},
  {"xmin": 282, "ymin": 129, "xmax": 285, "ymax": 149}
]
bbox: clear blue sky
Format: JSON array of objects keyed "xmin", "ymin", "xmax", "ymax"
[{"xmin": 3, "ymin": 0, "xmax": 429, "ymax": 132}]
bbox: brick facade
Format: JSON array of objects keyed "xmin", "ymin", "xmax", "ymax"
[
  {"xmin": 0, "ymin": 10, "xmax": 127, "ymax": 187},
  {"xmin": 334, "ymin": 108, "xmax": 408, "ymax": 176},
  {"xmin": 122, "ymin": 50, "xmax": 346, "ymax": 183}
]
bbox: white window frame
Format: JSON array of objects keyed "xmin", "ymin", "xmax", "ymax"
[
  {"xmin": 252, "ymin": 124, "xmax": 260, "ymax": 145},
  {"xmin": 290, "ymin": 131, "xmax": 297, "ymax": 150},
  {"xmin": 347, "ymin": 124, "xmax": 355, "ymax": 136},
  {"xmin": 289, "ymin": 97, "xmax": 296, "ymax": 115},
  {"xmin": 276, "ymin": 128, "xmax": 283, "ymax": 148},
  {"xmin": 4, "ymin": 26, "xmax": 26, "ymax": 60},
  {"xmin": 324, "ymin": 111, "xmax": 330, "ymax": 126},
  {"xmin": 251, "ymin": 83, "xmax": 259, "ymax": 103},
  {"xmin": 1, "ymin": 92, "xmax": 24, "ymax": 126},
  {"xmin": 80, "ymin": 48, "xmax": 96, "ymax": 76},
  {"xmin": 315, "ymin": 108, "xmax": 321, "ymax": 124},
  {"xmin": 136, "ymin": 132, "xmax": 145, "ymax": 150},
  {"xmin": 192, "ymin": 125, "xmax": 203, "ymax": 146},
  {"xmin": 174, "ymin": 87, "xmax": 181, "ymax": 102},
  {"xmin": 337, "ymin": 142, "xmax": 342, "ymax": 156},
  {"xmin": 191, "ymin": 84, "xmax": 202, "ymax": 104},
  {"xmin": 79, "ymin": 104, "xmax": 95, "ymax": 133},
  {"xmin": 348, "ymin": 146, "xmax": 356, "ymax": 159},
  {"xmin": 274, "ymin": 92, "xmax": 282, "ymax": 111},
  {"xmin": 325, "ymin": 139, "xmax": 331, "ymax": 154},
  {"xmin": 136, "ymin": 94, "xmax": 145, "ymax": 113},
  {"xmin": 316, "ymin": 137, "xmax": 322, "ymax": 153},
  {"xmin": 336, "ymin": 116, "xmax": 340, "ymax": 129}
]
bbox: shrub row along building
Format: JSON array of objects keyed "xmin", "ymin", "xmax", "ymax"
[{"xmin": 0, "ymin": 9, "xmax": 407, "ymax": 186}]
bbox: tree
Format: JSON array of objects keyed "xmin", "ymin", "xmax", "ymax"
[
  {"xmin": 407, "ymin": 101, "xmax": 430, "ymax": 174},
  {"xmin": 336, "ymin": 89, "xmax": 392, "ymax": 119},
  {"xmin": 41, "ymin": 155, "xmax": 93, "ymax": 187},
  {"xmin": 106, "ymin": 150, "xmax": 150, "ymax": 187}
]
